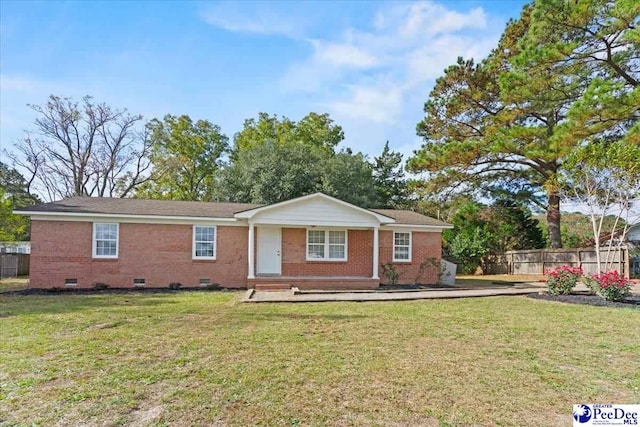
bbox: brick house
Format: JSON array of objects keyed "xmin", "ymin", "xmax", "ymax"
[{"xmin": 16, "ymin": 193, "xmax": 452, "ymax": 289}]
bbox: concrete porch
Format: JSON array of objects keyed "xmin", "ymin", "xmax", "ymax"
[{"xmin": 248, "ymin": 276, "xmax": 379, "ymax": 290}]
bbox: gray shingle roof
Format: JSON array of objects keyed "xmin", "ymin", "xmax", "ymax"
[
  {"xmin": 16, "ymin": 197, "xmax": 260, "ymax": 218},
  {"xmin": 371, "ymin": 209, "xmax": 451, "ymax": 227},
  {"xmin": 17, "ymin": 196, "xmax": 451, "ymax": 227}
]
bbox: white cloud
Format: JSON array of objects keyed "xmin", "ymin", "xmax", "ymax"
[
  {"xmin": 200, "ymin": 4, "xmax": 304, "ymax": 38},
  {"xmin": 278, "ymin": 0, "xmax": 501, "ymax": 155},
  {"xmin": 311, "ymin": 41, "xmax": 378, "ymax": 68},
  {"xmin": 330, "ymin": 83, "xmax": 403, "ymax": 124}
]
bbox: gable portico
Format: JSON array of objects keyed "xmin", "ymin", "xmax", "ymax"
[{"xmin": 235, "ymin": 193, "xmax": 394, "ymax": 284}]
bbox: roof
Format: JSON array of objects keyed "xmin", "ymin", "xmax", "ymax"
[
  {"xmin": 371, "ymin": 209, "xmax": 451, "ymax": 227},
  {"xmin": 16, "ymin": 195, "xmax": 451, "ymax": 227},
  {"xmin": 15, "ymin": 196, "xmax": 260, "ymax": 218}
]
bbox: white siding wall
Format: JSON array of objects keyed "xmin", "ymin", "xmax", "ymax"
[{"xmin": 251, "ymin": 198, "xmax": 380, "ymax": 227}]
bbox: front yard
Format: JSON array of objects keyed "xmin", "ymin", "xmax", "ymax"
[{"xmin": 1, "ymin": 291, "xmax": 638, "ymax": 426}]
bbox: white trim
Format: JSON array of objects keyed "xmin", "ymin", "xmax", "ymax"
[
  {"xmin": 92, "ymin": 223, "xmax": 119, "ymax": 259},
  {"xmin": 393, "ymin": 231, "xmax": 412, "ymax": 263},
  {"xmin": 20, "ymin": 211, "xmax": 243, "ymax": 225},
  {"xmin": 306, "ymin": 229, "xmax": 348, "ymax": 262},
  {"xmin": 247, "ymin": 223, "xmax": 255, "ymax": 279},
  {"xmin": 192, "ymin": 225, "xmax": 217, "ymax": 260},
  {"xmin": 381, "ymin": 224, "xmax": 452, "ymax": 231},
  {"xmin": 234, "ymin": 192, "xmax": 395, "ymax": 223},
  {"xmin": 372, "ymin": 226, "xmax": 379, "ymax": 279}
]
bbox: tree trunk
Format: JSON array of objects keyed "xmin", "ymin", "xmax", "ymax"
[{"xmin": 547, "ymin": 191, "xmax": 562, "ymax": 248}]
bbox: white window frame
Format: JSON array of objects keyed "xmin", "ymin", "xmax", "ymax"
[
  {"xmin": 306, "ymin": 229, "xmax": 348, "ymax": 261},
  {"xmin": 192, "ymin": 225, "xmax": 217, "ymax": 260},
  {"xmin": 393, "ymin": 231, "xmax": 412, "ymax": 262},
  {"xmin": 92, "ymin": 223, "xmax": 119, "ymax": 259}
]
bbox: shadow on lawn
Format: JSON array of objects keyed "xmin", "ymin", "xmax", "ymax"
[{"xmin": 0, "ymin": 293, "xmax": 179, "ymax": 318}]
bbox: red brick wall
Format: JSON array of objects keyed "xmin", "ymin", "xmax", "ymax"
[
  {"xmin": 281, "ymin": 228, "xmax": 373, "ymax": 277},
  {"xmin": 28, "ymin": 221, "xmax": 443, "ymax": 288},
  {"xmin": 379, "ymin": 230, "xmax": 442, "ymax": 285},
  {"xmin": 29, "ymin": 221, "xmax": 248, "ymax": 288}
]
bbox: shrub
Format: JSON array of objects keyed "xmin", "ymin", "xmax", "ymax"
[
  {"xmin": 168, "ymin": 282, "xmax": 182, "ymax": 290},
  {"xmin": 546, "ymin": 265, "xmax": 583, "ymax": 296},
  {"xmin": 205, "ymin": 283, "xmax": 221, "ymax": 290},
  {"xmin": 92, "ymin": 282, "xmax": 109, "ymax": 290},
  {"xmin": 381, "ymin": 262, "xmax": 403, "ymax": 286},
  {"xmin": 589, "ymin": 270, "xmax": 631, "ymax": 302}
]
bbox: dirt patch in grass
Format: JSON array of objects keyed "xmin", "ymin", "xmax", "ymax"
[
  {"xmin": 0, "ymin": 276, "xmax": 29, "ymax": 293},
  {"xmin": 529, "ymin": 293, "xmax": 640, "ymax": 309}
]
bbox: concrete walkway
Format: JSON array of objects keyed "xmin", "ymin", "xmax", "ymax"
[{"xmin": 243, "ymin": 282, "xmax": 546, "ymax": 303}]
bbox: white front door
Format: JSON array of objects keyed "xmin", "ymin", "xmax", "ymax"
[{"xmin": 257, "ymin": 227, "xmax": 281, "ymax": 275}]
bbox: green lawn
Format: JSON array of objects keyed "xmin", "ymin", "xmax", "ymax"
[{"xmin": 1, "ymin": 292, "xmax": 638, "ymax": 426}]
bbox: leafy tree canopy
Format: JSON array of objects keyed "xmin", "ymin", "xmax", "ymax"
[
  {"xmin": 0, "ymin": 163, "xmax": 39, "ymax": 241},
  {"xmin": 136, "ymin": 114, "xmax": 228, "ymax": 201},
  {"xmin": 233, "ymin": 112, "xmax": 344, "ymax": 155}
]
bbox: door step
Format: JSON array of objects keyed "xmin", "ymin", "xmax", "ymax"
[{"xmin": 255, "ymin": 283, "xmax": 292, "ymax": 291}]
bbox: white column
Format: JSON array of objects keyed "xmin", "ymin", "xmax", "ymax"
[
  {"xmin": 372, "ymin": 226, "xmax": 379, "ymax": 279},
  {"xmin": 248, "ymin": 222, "xmax": 255, "ymax": 279}
]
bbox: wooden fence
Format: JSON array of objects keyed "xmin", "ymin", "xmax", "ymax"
[
  {"xmin": 0, "ymin": 254, "xmax": 30, "ymax": 278},
  {"xmin": 484, "ymin": 247, "xmax": 629, "ymax": 278}
]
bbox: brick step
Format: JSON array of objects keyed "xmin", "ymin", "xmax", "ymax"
[{"xmin": 255, "ymin": 283, "xmax": 292, "ymax": 291}]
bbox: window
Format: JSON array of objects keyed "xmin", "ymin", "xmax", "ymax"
[
  {"xmin": 133, "ymin": 278, "xmax": 145, "ymax": 286},
  {"xmin": 306, "ymin": 229, "xmax": 347, "ymax": 261},
  {"xmin": 93, "ymin": 223, "xmax": 118, "ymax": 258},
  {"xmin": 64, "ymin": 278, "xmax": 77, "ymax": 286},
  {"xmin": 193, "ymin": 226, "xmax": 216, "ymax": 259},
  {"xmin": 393, "ymin": 231, "xmax": 412, "ymax": 262}
]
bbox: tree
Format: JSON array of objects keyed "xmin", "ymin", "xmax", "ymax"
[
  {"xmin": 8, "ymin": 95, "xmax": 152, "ymax": 201},
  {"xmin": 0, "ymin": 163, "xmax": 39, "ymax": 241},
  {"xmin": 321, "ymin": 149, "xmax": 377, "ymax": 208},
  {"xmin": 407, "ymin": 1, "xmax": 639, "ymax": 248},
  {"xmin": 371, "ymin": 141, "xmax": 407, "ymax": 208},
  {"xmin": 562, "ymin": 140, "xmax": 640, "ymax": 272},
  {"xmin": 135, "ymin": 115, "xmax": 229, "ymax": 201},
  {"xmin": 520, "ymin": 0, "xmax": 639, "ymax": 147},
  {"xmin": 233, "ymin": 112, "xmax": 344, "ymax": 154},
  {"xmin": 218, "ymin": 140, "xmax": 326, "ymax": 204},
  {"xmin": 483, "ymin": 199, "xmax": 545, "ymax": 254},
  {"xmin": 445, "ymin": 200, "xmax": 545, "ymax": 273}
]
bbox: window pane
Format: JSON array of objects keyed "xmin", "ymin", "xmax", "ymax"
[
  {"xmin": 196, "ymin": 242, "xmax": 214, "ymax": 257},
  {"xmin": 328, "ymin": 231, "xmax": 345, "ymax": 244},
  {"xmin": 96, "ymin": 223, "xmax": 117, "ymax": 240},
  {"xmin": 308, "ymin": 244, "xmax": 325, "ymax": 258},
  {"xmin": 308, "ymin": 230, "xmax": 325, "ymax": 244},
  {"xmin": 394, "ymin": 246, "xmax": 410, "ymax": 260},
  {"xmin": 96, "ymin": 240, "xmax": 116, "ymax": 256},
  {"xmin": 195, "ymin": 226, "xmax": 215, "ymax": 242},
  {"xmin": 394, "ymin": 232, "xmax": 410, "ymax": 246},
  {"xmin": 329, "ymin": 245, "xmax": 345, "ymax": 259}
]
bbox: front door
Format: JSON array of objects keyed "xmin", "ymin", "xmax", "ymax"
[{"xmin": 257, "ymin": 227, "xmax": 281, "ymax": 275}]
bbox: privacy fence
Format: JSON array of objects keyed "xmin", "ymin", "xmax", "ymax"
[
  {"xmin": 0, "ymin": 254, "xmax": 30, "ymax": 279},
  {"xmin": 483, "ymin": 247, "xmax": 630, "ymax": 278}
]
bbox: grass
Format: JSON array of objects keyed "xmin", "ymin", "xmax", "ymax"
[
  {"xmin": 1, "ymin": 291, "xmax": 638, "ymax": 426},
  {"xmin": 0, "ymin": 276, "xmax": 29, "ymax": 293}
]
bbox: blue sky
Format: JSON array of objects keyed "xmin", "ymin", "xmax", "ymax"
[{"xmin": 0, "ymin": 0, "xmax": 528, "ymax": 163}]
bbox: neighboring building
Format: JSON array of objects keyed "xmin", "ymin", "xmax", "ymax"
[
  {"xmin": 627, "ymin": 223, "xmax": 640, "ymax": 249},
  {"xmin": 15, "ymin": 193, "xmax": 452, "ymax": 289},
  {"xmin": 0, "ymin": 242, "xmax": 31, "ymax": 254}
]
